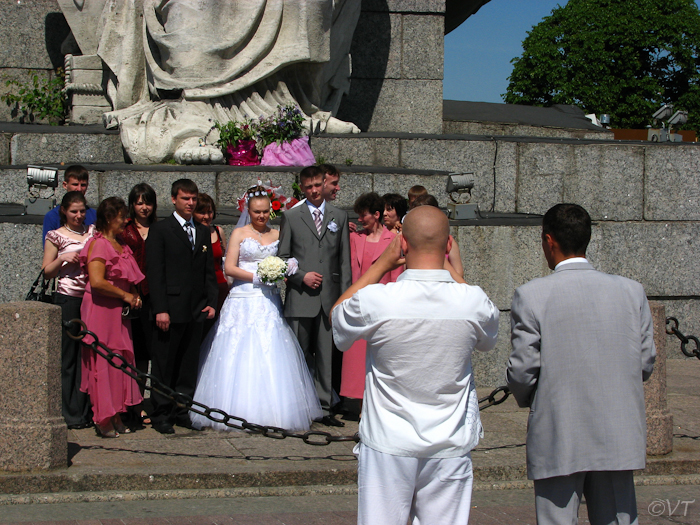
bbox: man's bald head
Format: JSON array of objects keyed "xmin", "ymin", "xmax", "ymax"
[{"xmin": 402, "ymin": 206, "xmax": 449, "ymax": 256}]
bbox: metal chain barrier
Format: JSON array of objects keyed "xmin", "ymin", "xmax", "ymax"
[
  {"xmin": 479, "ymin": 385, "xmax": 511, "ymax": 409},
  {"xmin": 64, "ymin": 319, "xmax": 510, "ymax": 446},
  {"xmin": 666, "ymin": 317, "xmax": 700, "ymax": 360}
]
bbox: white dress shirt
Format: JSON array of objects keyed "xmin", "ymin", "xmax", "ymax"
[
  {"xmin": 173, "ymin": 211, "xmax": 196, "ymax": 245},
  {"xmin": 332, "ymin": 269, "xmax": 499, "ymax": 458},
  {"xmin": 305, "ymin": 199, "xmax": 326, "ymax": 218}
]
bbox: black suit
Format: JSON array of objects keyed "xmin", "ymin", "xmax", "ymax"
[{"xmin": 146, "ymin": 213, "xmax": 218, "ymax": 426}]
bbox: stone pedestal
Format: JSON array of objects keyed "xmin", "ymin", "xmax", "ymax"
[
  {"xmin": 64, "ymin": 54, "xmax": 111, "ymax": 125},
  {"xmin": 645, "ymin": 301, "xmax": 674, "ymax": 456},
  {"xmin": 0, "ymin": 302, "xmax": 67, "ymax": 471}
]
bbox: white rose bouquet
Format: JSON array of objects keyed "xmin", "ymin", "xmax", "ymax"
[{"xmin": 256, "ymin": 256, "xmax": 288, "ymax": 284}]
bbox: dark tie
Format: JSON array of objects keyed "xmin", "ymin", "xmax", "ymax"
[
  {"xmin": 313, "ymin": 209, "xmax": 323, "ymax": 235},
  {"xmin": 184, "ymin": 222, "xmax": 195, "ymax": 250}
]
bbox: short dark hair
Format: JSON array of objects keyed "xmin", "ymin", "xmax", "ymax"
[
  {"xmin": 58, "ymin": 191, "xmax": 87, "ymax": 226},
  {"xmin": 318, "ymin": 164, "xmax": 339, "ymax": 179},
  {"xmin": 353, "ymin": 192, "xmax": 384, "ymax": 217},
  {"xmin": 299, "ymin": 165, "xmax": 323, "ymax": 183},
  {"xmin": 542, "ymin": 203, "xmax": 591, "ymax": 256},
  {"xmin": 171, "ymin": 178, "xmax": 199, "ymax": 198},
  {"xmin": 128, "ymin": 183, "xmax": 157, "ymax": 224},
  {"xmin": 95, "ymin": 197, "xmax": 128, "ymax": 232},
  {"xmin": 64, "ymin": 165, "xmax": 89, "ymax": 182},
  {"xmin": 412, "ymin": 194, "xmax": 439, "ymax": 208},
  {"xmin": 382, "ymin": 193, "xmax": 408, "ymax": 220},
  {"xmin": 195, "ymin": 192, "xmax": 217, "ymax": 220}
]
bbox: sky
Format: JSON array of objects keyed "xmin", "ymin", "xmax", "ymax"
[{"xmin": 443, "ymin": 0, "xmax": 700, "ymax": 103}]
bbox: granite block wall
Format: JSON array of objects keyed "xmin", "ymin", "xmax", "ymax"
[
  {"xmin": 337, "ymin": 1, "xmax": 445, "ymax": 133},
  {"xmin": 0, "ymin": 0, "xmax": 69, "ymax": 123}
]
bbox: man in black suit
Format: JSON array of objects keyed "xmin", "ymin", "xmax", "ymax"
[{"xmin": 146, "ymin": 179, "xmax": 218, "ymax": 434}]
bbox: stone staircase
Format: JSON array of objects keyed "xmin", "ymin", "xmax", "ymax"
[{"xmin": 2, "ymin": 123, "xmax": 700, "ymax": 388}]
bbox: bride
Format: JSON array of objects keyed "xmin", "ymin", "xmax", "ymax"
[{"xmin": 191, "ymin": 186, "xmax": 322, "ymax": 431}]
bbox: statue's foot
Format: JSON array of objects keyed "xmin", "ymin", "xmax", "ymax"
[
  {"xmin": 173, "ymin": 145, "xmax": 225, "ymax": 165},
  {"xmin": 325, "ymin": 116, "xmax": 361, "ymax": 134}
]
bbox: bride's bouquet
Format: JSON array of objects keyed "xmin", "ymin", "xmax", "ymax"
[{"xmin": 257, "ymin": 256, "xmax": 288, "ymax": 284}]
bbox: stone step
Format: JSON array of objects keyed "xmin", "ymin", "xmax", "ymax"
[{"xmin": 4, "ymin": 124, "xmax": 700, "ymax": 223}]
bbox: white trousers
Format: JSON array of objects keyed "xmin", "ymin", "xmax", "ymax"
[{"xmin": 356, "ymin": 443, "xmax": 474, "ymax": 525}]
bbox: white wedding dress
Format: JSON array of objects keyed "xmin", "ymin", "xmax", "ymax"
[{"xmin": 191, "ymin": 238, "xmax": 322, "ymax": 431}]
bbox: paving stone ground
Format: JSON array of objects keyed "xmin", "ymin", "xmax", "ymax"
[
  {"xmin": 1, "ymin": 360, "xmax": 698, "ymax": 524},
  {"xmin": 0, "ymin": 485, "xmax": 698, "ymax": 524}
]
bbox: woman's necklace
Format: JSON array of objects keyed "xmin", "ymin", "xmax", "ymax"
[
  {"xmin": 249, "ymin": 224, "xmax": 265, "ymax": 239},
  {"xmin": 65, "ymin": 224, "xmax": 86, "ymax": 235}
]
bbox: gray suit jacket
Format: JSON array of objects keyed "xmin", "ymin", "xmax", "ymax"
[
  {"xmin": 506, "ymin": 261, "xmax": 655, "ymax": 480},
  {"xmin": 278, "ymin": 202, "xmax": 351, "ymax": 317}
]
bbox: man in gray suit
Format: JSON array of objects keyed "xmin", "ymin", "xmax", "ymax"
[
  {"xmin": 507, "ymin": 203, "xmax": 655, "ymax": 525},
  {"xmin": 278, "ymin": 165, "xmax": 351, "ymax": 427}
]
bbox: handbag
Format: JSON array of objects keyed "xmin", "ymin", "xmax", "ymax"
[{"xmin": 25, "ymin": 270, "xmax": 54, "ymax": 303}]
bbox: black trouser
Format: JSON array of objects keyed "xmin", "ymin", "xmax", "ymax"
[
  {"xmin": 54, "ymin": 293, "xmax": 92, "ymax": 426},
  {"xmin": 149, "ymin": 320, "xmax": 203, "ymax": 425}
]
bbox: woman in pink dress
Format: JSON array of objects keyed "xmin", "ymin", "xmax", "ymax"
[
  {"xmin": 80, "ymin": 197, "xmax": 145, "ymax": 438},
  {"xmin": 340, "ymin": 193, "xmax": 403, "ymax": 407}
]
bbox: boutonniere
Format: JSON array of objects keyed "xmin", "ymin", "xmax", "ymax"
[
  {"xmin": 327, "ymin": 219, "xmax": 339, "ymax": 233},
  {"xmin": 202, "ymin": 245, "xmax": 208, "ymax": 253}
]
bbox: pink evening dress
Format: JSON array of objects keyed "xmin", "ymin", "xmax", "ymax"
[
  {"xmin": 340, "ymin": 228, "xmax": 403, "ymax": 399},
  {"xmin": 79, "ymin": 232, "xmax": 145, "ymax": 426}
]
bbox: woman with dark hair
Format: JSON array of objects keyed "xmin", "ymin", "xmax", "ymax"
[
  {"xmin": 80, "ymin": 197, "xmax": 145, "ymax": 438},
  {"xmin": 340, "ymin": 192, "xmax": 403, "ymax": 411},
  {"xmin": 193, "ymin": 193, "xmax": 228, "ymax": 325},
  {"xmin": 118, "ymin": 183, "xmax": 157, "ymax": 426},
  {"xmin": 381, "ymin": 193, "xmax": 408, "ymax": 234},
  {"xmin": 42, "ymin": 191, "xmax": 95, "ymax": 429}
]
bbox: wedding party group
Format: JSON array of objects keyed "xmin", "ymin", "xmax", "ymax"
[{"xmin": 40, "ymin": 162, "xmax": 657, "ymax": 525}]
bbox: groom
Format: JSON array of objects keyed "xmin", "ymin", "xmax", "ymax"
[{"xmin": 279, "ymin": 165, "xmax": 351, "ymax": 427}]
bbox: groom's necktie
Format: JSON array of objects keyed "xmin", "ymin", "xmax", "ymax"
[
  {"xmin": 313, "ymin": 209, "xmax": 323, "ymax": 235},
  {"xmin": 184, "ymin": 222, "xmax": 195, "ymax": 250}
]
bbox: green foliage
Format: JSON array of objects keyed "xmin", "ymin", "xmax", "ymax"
[
  {"xmin": 215, "ymin": 118, "xmax": 256, "ymax": 148},
  {"xmin": 1, "ymin": 68, "xmax": 67, "ymax": 125},
  {"xmin": 292, "ymin": 178, "xmax": 303, "ymax": 200},
  {"xmin": 344, "ymin": 158, "xmax": 353, "ymax": 166},
  {"xmin": 315, "ymin": 156, "xmax": 327, "ymax": 165},
  {"xmin": 503, "ymin": 0, "xmax": 700, "ymax": 130},
  {"xmin": 257, "ymin": 104, "xmax": 306, "ymax": 147}
]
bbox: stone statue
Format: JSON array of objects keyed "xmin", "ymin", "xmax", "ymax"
[{"xmin": 58, "ymin": 0, "xmax": 361, "ymax": 164}]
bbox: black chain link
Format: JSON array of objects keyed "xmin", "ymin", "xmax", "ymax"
[
  {"xmin": 665, "ymin": 317, "xmax": 700, "ymax": 360},
  {"xmin": 478, "ymin": 385, "xmax": 511, "ymax": 409},
  {"xmin": 64, "ymin": 319, "xmax": 510, "ymax": 446}
]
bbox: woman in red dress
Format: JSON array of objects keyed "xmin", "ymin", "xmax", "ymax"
[
  {"xmin": 340, "ymin": 193, "xmax": 403, "ymax": 411},
  {"xmin": 117, "ymin": 183, "xmax": 157, "ymax": 425},
  {"xmin": 80, "ymin": 197, "xmax": 145, "ymax": 438},
  {"xmin": 194, "ymin": 193, "xmax": 229, "ymax": 336}
]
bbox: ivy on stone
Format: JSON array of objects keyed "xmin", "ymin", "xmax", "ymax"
[{"xmin": 1, "ymin": 68, "xmax": 67, "ymax": 125}]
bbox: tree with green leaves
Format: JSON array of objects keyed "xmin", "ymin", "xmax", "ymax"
[{"xmin": 503, "ymin": 0, "xmax": 700, "ymax": 130}]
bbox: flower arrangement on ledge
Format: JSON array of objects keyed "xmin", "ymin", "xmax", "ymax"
[
  {"xmin": 215, "ymin": 118, "xmax": 258, "ymax": 166},
  {"xmin": 215, "ymin": 104, "xmax": 315, "ymax": 167}
]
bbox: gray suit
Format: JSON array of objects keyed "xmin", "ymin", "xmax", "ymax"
[
  {"xmin": 278, "ymin": 201, "xmax": 351, "ymax": 414},
  {"xmin": 507, "ymin": 261, "xmax": 655, "ymax": 523}
]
